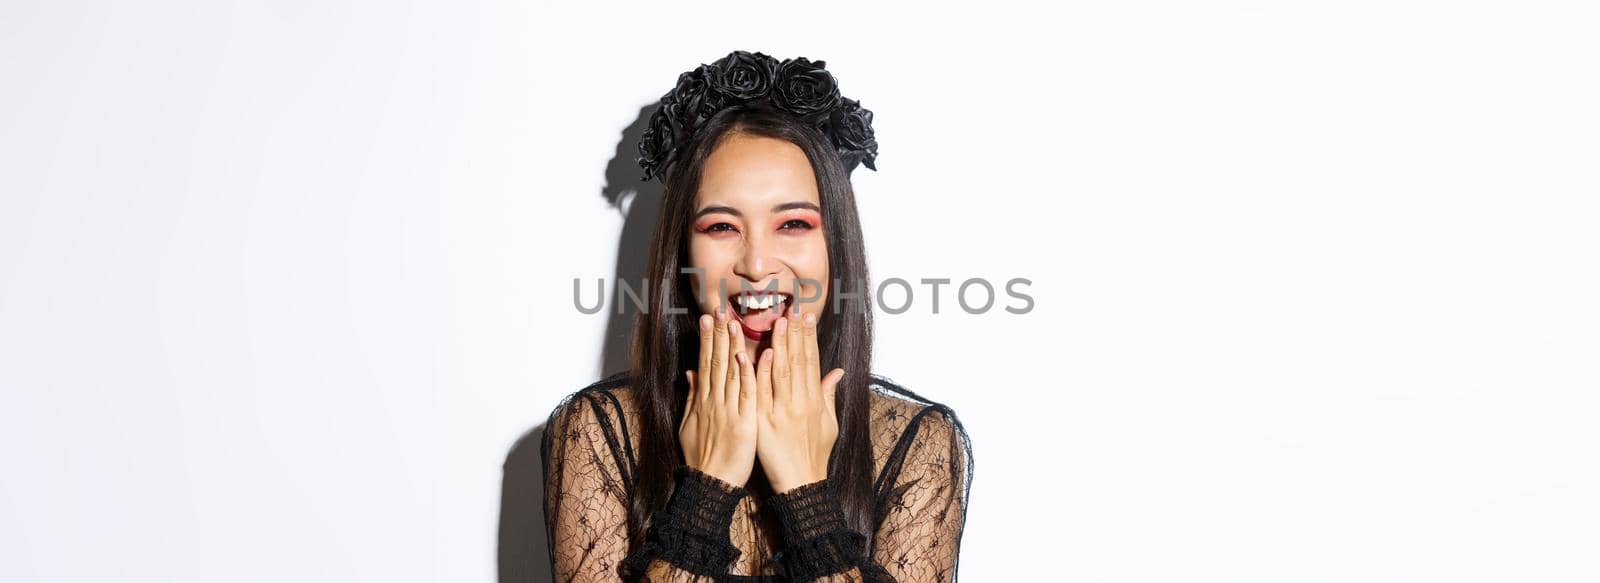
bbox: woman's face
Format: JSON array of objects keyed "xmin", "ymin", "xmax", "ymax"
[{"xmin": 687, "ymin": 132, "xmax": 830, "ymax": 358}]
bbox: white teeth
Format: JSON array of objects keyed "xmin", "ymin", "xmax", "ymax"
[{"xmin": 735, "ymin": 293, "xmax": 787, "ymax": 311}]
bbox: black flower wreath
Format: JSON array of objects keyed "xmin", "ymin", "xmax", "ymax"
[{"xmin": 636, "ymin": 50, "xmax": 879, "ymax": 183}]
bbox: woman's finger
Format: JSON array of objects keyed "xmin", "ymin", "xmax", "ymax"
[
  {"xmin": 757, "ymin": 348, "xmax": 773, "ymax": 414},
  {"xmin": 685, "ymin": 370, "xmax": 697, "ymax": 409},
  {"xmin": 772, "ymin": 315, "xmax": 790, "ymax": 403},
  {"xmin": 725, "ymin": 319, "xmax": 743, "ymax": 406},
  {"xmin": 696, "ymin": 314, "xmax": 713, "ymax": 404},
  {"xmin": 712, "ymin": 303, "xmax": 730, "ymax": 405},
  {"xmin": 820, "ymin": 368, "xmax": 845, "ymax": 414},
  {"xmin": 736, "ymin": 345, "xmax": 758, "ymax": 416},
  {"xmin": 786, "ymin": 301, "xmax": 806, "ymax": 403},
  {"xmin": 802, "ymin": 309, "xmax": 821, "ymax": 399},
  {"xmin": 682, "ymin": 370, "xmax": 697, "ymax": 430}
]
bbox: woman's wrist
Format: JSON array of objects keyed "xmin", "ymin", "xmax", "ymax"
[{"xmin": 767, "ymin": 464, "xmax": 829, "ymax": 494}]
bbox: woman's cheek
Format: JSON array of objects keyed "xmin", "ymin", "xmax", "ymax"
[
  {"xmin": 786, "ymin": 240, "xmax": 829, "ymax": 276},
  {"xmin": 686, "ymin": 252, "xmax": 712, "ymax": 310},
  {"xmin": 688, "ymin": 260, "xmax": 731, "ymax": 309}
]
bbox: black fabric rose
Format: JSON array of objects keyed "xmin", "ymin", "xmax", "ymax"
[
  {"xmin": 705, "ymin": 50, "xmax": 780, "ymax": 102},
  {"xmin": 666, "ymin": 66, "xmax": 719, "ymax": 132},
  {"xmin": 637, "ymin": 105, "xmax": 683, "ymax": 181},
  {"xmin": 773, "ymin": 57, "xmax": 841, "ymax": 123},
  {"xmin": 826, "ymin": 97, "xmax": 878, "ymax": 172}
]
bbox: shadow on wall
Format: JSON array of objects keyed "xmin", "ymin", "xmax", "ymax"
[
  {"xmin": 596, "ymin": 104, "xmax": 667, "ymax": 380},
  {"xmin": 497, "ymin": 104, "xmax": 663, "ymax": 583}
]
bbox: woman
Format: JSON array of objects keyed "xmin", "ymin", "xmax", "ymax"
[{"xmin": 542, "ymin": 51, "xmax": 973, "ymax": 582}]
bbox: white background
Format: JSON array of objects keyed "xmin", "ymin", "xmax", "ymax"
[{"xmin": 3, "ymin": 1, "xmax": 1597, "ymax": 581}]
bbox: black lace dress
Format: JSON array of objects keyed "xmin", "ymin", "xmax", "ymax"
[{"xmin": 540, "ymin": 373, "xmax": 973, "ymax": 582}]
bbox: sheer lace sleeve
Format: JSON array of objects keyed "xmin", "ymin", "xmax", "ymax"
[
  {"xmin": 542, "ymin": 390, "xmax": 634, "ymax": 580},
  {"xmin": 542, "ymin": 388, "xmax": 750, "ymax": 582},
  {"xmin": 868, "ymin": 407, "xmax": 971, "ymax": 582},
  {"xmin": 763, "ymin": 404, "xmax": 973, "ymax": 583}
]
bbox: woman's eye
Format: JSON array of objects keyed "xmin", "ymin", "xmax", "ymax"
[
  {"xmin": 705, "ymin": 223, "xmax": 736, "ymax": 233},
  {"xmin": 781, "ymin": 219, "xmax": 814, "ymax": 230}
]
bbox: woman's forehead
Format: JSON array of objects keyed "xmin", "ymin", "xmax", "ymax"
[{"xmin": 696, "ymin": 135, "xmax": 819, "ymax": 209}]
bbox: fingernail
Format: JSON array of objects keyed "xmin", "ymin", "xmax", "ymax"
[
  {"xmin": 700, "ymin": 315, "xmax": 711, "ymax": 331},
  {"xmin": 805, "ymin": 312, "xmax": 815, "ymax": 326},
  {"xmin": 736, "ymin": 352, "xmax": 746, "ymax": 365},
  {"xmin": 776, "ymin": 318, "xmax": 787, "ymax": 335}
]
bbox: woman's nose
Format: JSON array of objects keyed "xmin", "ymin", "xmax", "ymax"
[{"xmin": 734, "ymin": 232, "xmax": 777, "ymax": 281}]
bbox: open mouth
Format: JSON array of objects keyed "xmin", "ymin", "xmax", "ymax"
[{"xmin": 727, "ymin": 289, "xmax": 793, "ymax": 339}]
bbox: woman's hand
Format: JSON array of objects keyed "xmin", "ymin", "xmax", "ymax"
[
  {"xmin": 680, "ymin": 304, "xmax": 760, "ymax": 486},
  {"xmin": 755, "ymin": 301, "xmax": 847, "ymax": 493}
]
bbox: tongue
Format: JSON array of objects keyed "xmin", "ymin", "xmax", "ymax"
[{"xmin": 736, "ymin": 304, "xmax": 784, "ymax": 332}]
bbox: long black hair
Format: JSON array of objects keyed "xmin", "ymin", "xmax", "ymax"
[{"xmin": 626, "ymin": 103, "xmax": 878, "ymax": 548}]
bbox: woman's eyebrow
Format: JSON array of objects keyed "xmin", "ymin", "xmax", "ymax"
[
  {"xmin": 774, "ymin": 201, "xmax": 822, "ymax": 213},
  {"xmin": 693, "ymin": 201, "xmax": 820, "ymax": 219}
]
